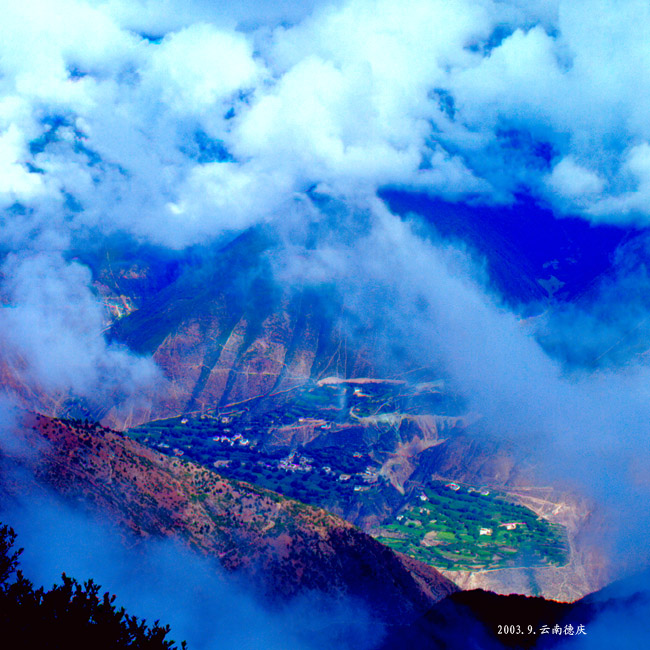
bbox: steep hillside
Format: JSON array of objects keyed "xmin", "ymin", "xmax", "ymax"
[
  {"xmin": 0, "ymin": 229, "xmax": 376, "ymax": 428},
  {"xmin": 0, "ymin": 227, "xmax": 609, "ymax": 605},
  {"xmin": 384, "ymin": 569, "xmax": 650, "ymax": 650},
  {"xmin": 0, "ymin": 413, "xmax": 457, "ymax": 627},
  {"xmin": 125, "ymin": 377, "xmax": 604, "ymax": 601},
  {"xmin": 381, "ymin": 191, "xmax": 633, "ymax": 306},
  {"xmin": 98, "ymin": 229, "xmax": 383, "ymax": 429}
]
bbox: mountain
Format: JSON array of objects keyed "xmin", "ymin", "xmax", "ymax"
[
  {"xmin": 0, "ymin": 412, "xmax": 458, "ymax": 629},
  {"xmin": 95, "ymin": 228, "xmax": 382, "ymax": 429},
  {"xmin": 384, "ymin": 569, "xmax": 650, "ymax": 650},
  {"xmin": 5, "ymin": 412, "xmax": 632, "ymax": 649},
  {"xmin": 5, "ymin": 201, "xmax": 635, "ymax": 430},
  {"xmin": 0, "ymin": 215, "xmax": 615, "ymax": 604},
  {"xmin": 380, "ymin": 191, "xmax": 635, "ymax": 306}
]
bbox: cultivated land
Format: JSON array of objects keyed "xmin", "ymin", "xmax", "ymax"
[
  {"xmin": 126, "ymin": 379, "xmax": 569, "ymax": 577},
  {"xmin": 2, "ymin": 412, "xmax": 458, "ymax": 627},
  {"xmin": 373, "ymin": 482, "xmax": 568, "ymax": 572}
]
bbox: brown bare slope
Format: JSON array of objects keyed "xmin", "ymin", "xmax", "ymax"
[
  {"xmin": 102, "ymin": 230, "xmax": 378, "ymax": 429},
  {"xmin": 0, "ymin": 413, "xmax": 457, "ymax": 625}
]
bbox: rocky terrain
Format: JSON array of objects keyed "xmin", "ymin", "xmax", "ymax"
[
  {"xmin": 0, "ymin": 412, "xmax": 458, "ymax": 629},
  {"xmin": 0, "ymin": 227, "xmax": 612, "ymax": 604}
]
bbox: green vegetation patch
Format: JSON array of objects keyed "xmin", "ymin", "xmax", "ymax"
[{"xmin": 375, "ymin": 483, "xmax": 569, "ymax": 572}]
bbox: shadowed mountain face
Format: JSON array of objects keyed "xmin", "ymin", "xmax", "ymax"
[
  {"xmin": 4, "ymin": 199, "xmax": 635, "ymax": 429},
  {"xmin": 0, "ymin": 228, "xmax": 376, "ymax": 427},
  {"xmin": 380, "ymin": 191, "xmax": 635, "ymax": 306},
  {"xmin": 385, "ymin": 570, "xmax": 650, "ymax": 650},
  {"xmin": 98, "ymin": 198, "xmax": 636, "ymax": 428},
  {"xmin": 97, "ymin": 228, "xmax": 390, "ymax": 429},
  {"xmin": 0, "ymin": 412, "xmax": 457, "ymax": 629},
  {"xmin": 0, "ymin": 218, "xmax": 611, "ymax": 602}
]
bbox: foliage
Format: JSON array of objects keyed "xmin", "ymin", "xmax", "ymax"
[
  {"xmin": 0, "ymin": 523, "xmax": 186, "ymax": 650},
  {"xmin": 376, "ymin": 484, "xmax": 569, "ymax": 571}
]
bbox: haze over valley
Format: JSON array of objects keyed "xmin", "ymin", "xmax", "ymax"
[{"xmin": 1, "ymin": 1, "xmax": 650, "ymax": 648}]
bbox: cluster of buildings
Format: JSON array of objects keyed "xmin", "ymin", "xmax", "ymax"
[
  {"xmin": 479, "ymin": 522, "xmax": 525, "ymax": 535},
  {"xmin": 361, "ymin": 466, "xmax": 379, "ymax": 483},
  {"xmin": 212, "ymin": 433, "xmax": 251, "ymax": 447},
  {"xmin": 338, "ymin": 466, "xmax": 378, "ymax": 484},
  {"xmin": 446, "ymin": 482, "xmax": 490, "ymax": 496},
  {"xmin": 277, "ymin": 452, "xmax": 313, "ymax": 472},
  {"xmin": 392, "ymin": 484, "xmax": 526, "ymax": 540}
]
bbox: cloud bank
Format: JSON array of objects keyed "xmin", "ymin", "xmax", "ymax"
[
  {"xmin": 0, "ymin": 492, "xmax": 381, "ymax": 650},
  {"xmin": 1, "ymin": 0, "xmax": 650, "ymax": 599},
  {"xmin": 5, "ymin": 0, "xmax": 650, "ymax": 251}
]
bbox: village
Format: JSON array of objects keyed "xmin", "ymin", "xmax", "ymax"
[
  {"xmin": 130, "ymin": 409, "xmax": 389, "ymax": 514},
  {"xmin": 375, "ymin": 481, "xmax": 568, "ymax": 572},
  {"xmin": 126, "ymin": 385, "xmax": 566, "ymax": 575}
]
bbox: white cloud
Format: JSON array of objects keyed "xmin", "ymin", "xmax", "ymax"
[
  {"xmin": 0, "ymin": 253, "xmax": 160, "ymax": 403},
  {"xmin": 444, "ymin": 0, "xmax": 650, "ymax": 221},
  {"xmin": 586, "ymin": 143, "xmax": 650, "ymax": 221},
  {"xmin": 5, "ymin": 0, "xmax": 650, "ymax": 253},
  {"xmin": 99, "ymin": 0, "xmax": 336, "ymax": 34},
  {"xmin": 231, "ymin": 0, "xmax": 502, "ymax": 202},
  {"xmin": 451, "ymin": 26, "xmax": 564, "ymax": 127},
  {"xmin": 164, "ymin": 162, "xmax": 294, "ymax": 243},
  {"xmin": 0, "ymin": 125, "xmax": 48, "ymax": 204},
  {"xmin": 547, "ymin": 156, "xmax": 605, "ymax": 205},
  {"xmin": 145, "ymin": 24, "xmax": 260, "ymax": 114},
  {"xmin": 3, "ymin": 0, "xmax": 650, "ymax": 461}
]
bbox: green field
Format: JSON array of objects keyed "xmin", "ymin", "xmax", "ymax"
[
  {"xmin": 374, "ymin": 483, "xmax": 568, "ymax": 571},
  {"xmin": 125, "ymin": 386, "xmax": 568, "ymax": 574}
]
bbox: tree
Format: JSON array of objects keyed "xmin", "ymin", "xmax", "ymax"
[
  {"xmin": 0, "ymin": 523, "xmax": 186, "ymax": 650},
  {"xmin": 0, "ymin": 524, "xmax": 21, "ymax": 585}
]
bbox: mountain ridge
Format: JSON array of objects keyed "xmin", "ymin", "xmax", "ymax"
[{"xmin": 0, "ymin": 411, "xmax": 458, "ymax": 628}]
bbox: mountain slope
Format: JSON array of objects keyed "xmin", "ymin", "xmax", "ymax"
[
  {"xmin": 0, "ymin": 413, "xmax": 457, "ymax": 626},
  {"xmin": 100, "ymin": 229, "xmax": 379, "ymax": 428},
  {"xmin": 384, "ymin": 569, "xmax": 650, "ymax": 650},
  {"xmin": 381, "ymin": 191, "xmax": 634, "ymax": 306}
]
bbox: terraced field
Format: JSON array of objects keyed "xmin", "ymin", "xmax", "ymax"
[
  {"xmin": 374, "ymin": 482, "xmax": 568, "ymax": 571},
  {"xmin": 126, "ymin": 382, "xmax": 568, "ymax": 576}
]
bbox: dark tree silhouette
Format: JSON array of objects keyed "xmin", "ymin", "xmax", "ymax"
[{"xmin": 0, "ymin": 523, "xmax": 186, "ymax": 650}]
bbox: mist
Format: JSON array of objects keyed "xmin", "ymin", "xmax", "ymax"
[
  {"xmin": 1, "ymin": 0, "xmax": 650, "ymax": 642},
  {"xmin": 0, "ymin": 484, "xmax": 382, "ymax": 650},
  {"xmin": 277, "ymin": 200, "xmax": 650, "ymax": 551}
]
